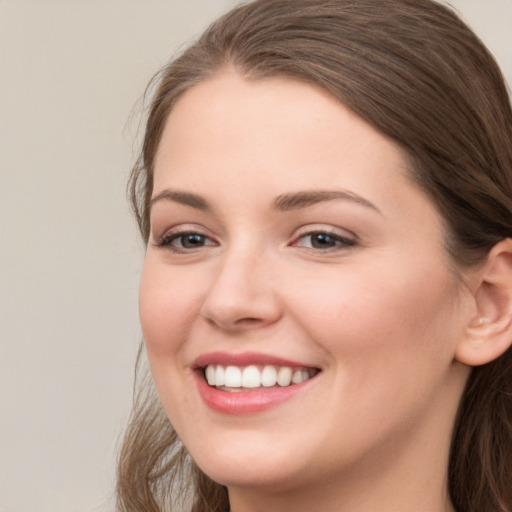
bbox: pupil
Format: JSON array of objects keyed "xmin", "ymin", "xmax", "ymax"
[
  {"xmin": 183, "ymin": 234, "xmax": 204, "ymax": 248},
  {"xmin": 312, "ymin": 233, "xmax": 335, "ymax": 248}
]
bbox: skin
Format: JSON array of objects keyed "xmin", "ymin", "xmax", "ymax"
[{"xmin": 139, "ymin": 70, "xmax": 477, "ymax": 512}]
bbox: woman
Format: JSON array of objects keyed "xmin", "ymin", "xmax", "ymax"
[{"xmin": 117, "ymin": 1, "xmax": 512, "ymax": 511}]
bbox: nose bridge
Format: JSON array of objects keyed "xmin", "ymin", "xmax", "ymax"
[{"xmin": 200, "ymin": 237, "xmax": 281, "ymax": 330}]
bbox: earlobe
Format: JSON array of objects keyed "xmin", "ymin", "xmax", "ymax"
[{"xmin": 455, "ymin": 238, "xmax": 512, "ymax": 367}]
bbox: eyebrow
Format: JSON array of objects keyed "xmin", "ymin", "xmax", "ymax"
[
  {"xmin": 150, "ymin": 189, "xmax": 212, "ymax": 211},
  {"xmin": 273, "ymin": 189, "xmax": 381, "ymax": 214},
  {"xmin": 149, "ymin": 188, "xmax": 381, "ymax": 214}
]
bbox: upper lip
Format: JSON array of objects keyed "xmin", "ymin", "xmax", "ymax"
[{"xmin": 193, "ymin": 351, "xmax": 320, "ymax": 370}]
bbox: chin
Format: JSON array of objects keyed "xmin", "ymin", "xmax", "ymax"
[
  {"xmin": 200, "ymin": 460, "xmax": 301, "ymax": 492},
  {"xmin": 186, "ymin": 433, "xmax": 323, "ymax": 492}
]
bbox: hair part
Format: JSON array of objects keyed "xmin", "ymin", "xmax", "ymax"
[{"xmin": 121, "ymin": 1, "xmax": 512, "ymax": 511}]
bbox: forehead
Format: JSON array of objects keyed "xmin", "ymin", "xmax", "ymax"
[{"xmin": 154, "ymin": 71, "xmax": 409, "ymax": 194}]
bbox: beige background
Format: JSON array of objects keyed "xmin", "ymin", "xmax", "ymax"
[{"xmin": 1, "ymin": 1, "xmax": 511, "ymax": 511}]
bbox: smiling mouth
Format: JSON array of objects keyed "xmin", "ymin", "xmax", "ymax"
[{"xmin": 203, "ymin": 364, "xmax": 320, "ymax": 391}]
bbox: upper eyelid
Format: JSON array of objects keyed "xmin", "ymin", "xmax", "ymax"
[
  {"xmin": 152, "ymin": 223, "xmax": 215, "ymax": 239},
  {"xmin": 293, "ymin": 224, "xmax": 358, "ymax": 240},
  {"xmin": 151, "ymin": 223, "xmax": 358, "ymax": 245},
  {"xmin": 159, "ymin": 230, "xmax": 213, "ymax": 241},
  {"xmin": 296, "ymin": 230, "xmax": 354, "ymax": 240}
]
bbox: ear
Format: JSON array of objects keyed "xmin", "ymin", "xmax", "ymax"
[{"xmin": 455, "ymin": 238, "xmax": 512, "ymax": 366}]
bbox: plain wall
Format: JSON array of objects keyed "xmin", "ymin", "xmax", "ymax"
[{"xmin": 0, "ymin": 1, "xmax": 511, "ymax": 511}]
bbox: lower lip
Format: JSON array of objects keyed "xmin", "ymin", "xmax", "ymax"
[{"xmin": 194, "ymin": 371, "xmax": 314, "ymax": 415}]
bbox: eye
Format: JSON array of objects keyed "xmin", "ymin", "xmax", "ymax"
[
  {"xmin": 293, "ymin": 230, "xmax": 356, "ymax": 250},
  {"xmin": 155, "ymin": 230, "xmax": 217, "ymax": 252}
]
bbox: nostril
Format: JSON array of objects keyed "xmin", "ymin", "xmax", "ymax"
[
  {"xmin": 235, "ymin": 318, "xmax": 261, "ymax": 325},
  {"xmin": 200, "ymin": 313, "xmax": 270, "ymax": 332},
  {"xmin": 220, "ymin": 317, "xmax": 265, "ymax": 330}
]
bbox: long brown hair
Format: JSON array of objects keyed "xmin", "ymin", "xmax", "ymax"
[{"xmin": 117, "ymin": 1, "xmax": 512, "ymax": 511}]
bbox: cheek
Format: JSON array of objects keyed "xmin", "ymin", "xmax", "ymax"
[
  {"xmin": 139, "ymin": 256, "xmax": 204, "ymax": 360},
  {"xmin": 281, "ymin": 260, "xmax": 464, "ymax": 450},
  {"xmin": 286, "ymin": 257, "xmax": 460, "ymax": 371},
  {"xmin": 138, "ymin": 258, "xmax": 209, "ymax": 427}
]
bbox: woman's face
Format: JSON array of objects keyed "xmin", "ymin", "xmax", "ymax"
[{"xmin": 140, "ymin": 72, "xmax": 472, "ymax": 495}]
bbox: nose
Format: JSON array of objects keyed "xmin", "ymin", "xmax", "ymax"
[{"xmin": 199, "ymin": 247, "xmax": 282, "ymax": 332}]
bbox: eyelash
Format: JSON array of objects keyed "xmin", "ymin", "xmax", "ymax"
[
  {"xmin": 291, "ymin": 230, "xmax": 356, "ymax": 251},
  {"xmin": 153, "ymin": 228, "xmax": 356, "ymax": 254},
  {"xmin": 154, "ymin": 230, "xmax": 217, "ymax": 253}
]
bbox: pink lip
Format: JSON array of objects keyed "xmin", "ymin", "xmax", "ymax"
[
  {"xmin": 192, "ymin": 352, "xmax": 320, "ymax": 415},
  {"xmin": 194, "ymin": 372, "xmax": 314, "ymax": 414},
  {"xmin": 194, "ymin": 351, "xmax": 314, "ymax": 369}
]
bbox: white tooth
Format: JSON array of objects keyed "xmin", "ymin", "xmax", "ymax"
[
  {"xmin": 205, "ymin": 365, "xmax": 216, "ymax": 386},
  {"xmin": 261, "ymin": 365, "xmax": 277, "ymax": 387},
  {"xmin": 215, "ymin": 365, "xmax": 225, "ymax": 386},
  {"xmin": 277, "ymin": 366, "xmax": 292, "ymax": 386},
  {"xmin": 302, "ymin": 370, "xmax": 310, "ymax": 381},
  {"xmin": 242, "ymin": 365, "xmax": 261, "ymax": 388},
  {"xmin": 292, "ymin": 369, "xmax": 304, "ymax": 384},
  {"xmin": 224, "ymin": 366, "xmax": 242, "ymax": 387}
]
